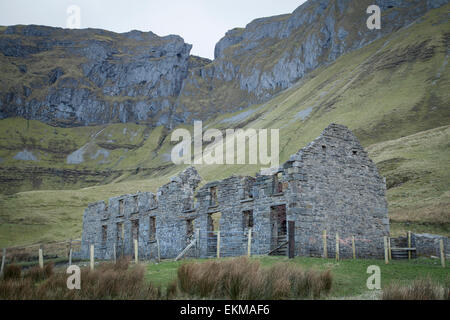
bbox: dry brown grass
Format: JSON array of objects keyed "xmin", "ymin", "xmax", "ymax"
[
  {"xmin": 0, "ymin": 258, "xmax": 161, "ymax": 300},
  {"xmin": 166, "ymin": 279, "xmax": 178, "ymax": 300},
  {"xmin": 0, "ymin": 278, "xmax": 34, "ymax": 299},
  {"xmin": 1, "ymin": 257, "xmax": 333, "ymax": 300},
  {"xmin": 24, "ymin": 262, "xmax": 54, "ymax": 282},
  {"xmin": 382, "ymin": 277, "xmax": 450, "ymax": 300},
  {"xmin": 177, "ymin": 257, "xmax": 333, "ymax": 300},
  {"xmin": 2, "ymin": 264, "xmax": 22, "ymax": 280}
]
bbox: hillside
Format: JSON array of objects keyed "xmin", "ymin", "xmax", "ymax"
[
  {"xmin": 0, "ymin": 4, "xmax": 449, "ymax": 247},
  {"xmin": 174, "ymin": 0, "xmax": 448, "ymax": 122}
]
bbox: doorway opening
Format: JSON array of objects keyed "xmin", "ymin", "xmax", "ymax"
[
  {"xmin": 270, "ymin": 205, "xmax": 287, "ymax": 254},
  {"xmin": 116, "ymin": 222, "xmax": 124, "ymax": 257},
  {"xmin": 207, "ymin": 212, "xmax": 221, "ymax": 256},
  {"xmin": 186, "ymin": 219, "xmax": 195, "ymax": 244}
]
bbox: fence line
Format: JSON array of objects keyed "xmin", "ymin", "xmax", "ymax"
[
  {"xmin": 0, "ymin": 238, "xmax": 82, "ymax": 264},
  {"xmin": 0, "ymin": 232, "xmax": 447, "ymax": 269},
  {"xmin": 1, "ymin": 239, "xmax": 81, "ymax": 251}
]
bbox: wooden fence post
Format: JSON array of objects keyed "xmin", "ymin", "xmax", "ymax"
[
  {"xmin": 68, "ymin": 239, "xmax": 72, "ymax": 258},
  {"xmin": 440, "ymin": 239, "xmax": 446, "ymax": 268},
  {"xmin": 39, "ymin": 245, "xmax": 44, "ymax": 269},
  {"xmin": 335, "ymin": 233, "xmax": 339, "ymax": 261},
  {"xmin": 408, "ymin": 231, "xmax": 412, "ymax": 260},
  {"xmin": 68, "ymin": 239, "xmax": 72, "ymax": 265},
  {"xmin": 384, "ymin": 236, "xmax": 389, "ymax": 264},
  {"xmin": 90, "ymin": 244, "xmax": 94, "ymax": 271},
  {"xmin": 288, "ymin": 221, "xmax": 295, "ymax": 259},
  {"xmin": 388, "ymin": 237, "xmax": 392, "ymax": 260},
  {"xmin": 134, "ymin": 239, "xmax": 139, "ymax": 264},
  {"xmin": 121, "ymin": 229, "xmax": 125, "ymax": 258},
  {"xmin": 352, "ymin": 236, "xmax": 356, "ymax": 259},
  {"xmin": 195, "ymin": 228, "xmax": 200, "ymax": 258},
  {"xmin": 69, "ymin": 248, "xmax": 73, "ymax": 266},
  {"xmin": 156, "ymin": 237, "xmax": 161, "ymax": 263},
  {"xmin": 323, "ymin": 230, "xmax": 327, "ymax": 258},
  {"xmin": 216, "ymin": 231, "xmax": 221, "ymax": 258},
  {"xmin": 0, "ymin": 248, "xmax": 6, "ymax": 277},
  {"xmin": 247, "ymin": 228, "xmax": 252, "ymax": 257}
]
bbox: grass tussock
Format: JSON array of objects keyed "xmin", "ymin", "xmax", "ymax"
[
  {"xmin": 24, "ymin": 263, "xmax": 54, "ymax": 282},
  {"xmin": 177, "ymin": 257, "xmax": 333, "ymax": 299},
  {"xmin": 166, "ymin": 279, "xmax": 178, "ymax": 300},
  {"xmin": 383, "ymin": 277, "xmax": 450, "ymax": 300},
  {"xmin": 0, "ymin": 258, "xmax": 162, "ymax": 300},
  {"xmin": 2, "ymin": 264, "xmax": 22, "ymax": 280}
]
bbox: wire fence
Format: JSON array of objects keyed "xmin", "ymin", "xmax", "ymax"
[
  {"xmin": 0, "ymin": 239, "xmax": 81, "ymax": 265},
  {"xmin": 0, "ymin": 230, "xmax": 447, "ymax": 270},
  {"xmin": 202, "ymin": 230, "xmax": 258, "ymax": 258}
]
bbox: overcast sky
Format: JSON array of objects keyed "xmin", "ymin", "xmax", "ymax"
[{"xmin": 0, "ymin": 0, "xmax": 307, "ymax": 59}]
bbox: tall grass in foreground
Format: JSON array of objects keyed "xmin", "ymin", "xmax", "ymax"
[
  {"xmin": 382, "ymin": 277, "xmax": 450, "ymax": 300},
  {"xmin": 177, "ymin": 257, "xmax": 333, "ymax": 299},
  {"xmin": 0, "ymin": 258, "xmax": 161, "ymax": 300}
]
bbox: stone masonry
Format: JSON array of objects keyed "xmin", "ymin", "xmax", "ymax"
[{"xmin": 80, "ymin": 123, "xmax": 390, "ymax": 260}]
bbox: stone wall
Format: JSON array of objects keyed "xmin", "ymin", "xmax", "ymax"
[
  {"xmin": 282, "ymin": 124, "xmax": 389, "ymax": 258},
  {"xmin": 80, "ymin": 167, "xmax": 201, "ymax": 260},
  {"xmin": 80, "ymin": 123, "xmax": 390, "ymax": 260},
  {"xmin": 412, "ymin": 233, "xmax": 450, "ymax": 257}
]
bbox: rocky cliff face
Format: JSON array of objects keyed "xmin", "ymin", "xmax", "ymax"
[
  {"xmin": 0, "ymin": 26, "xmax": 197, "ymax": 126},
  {"xmin": 174, "ymin": 0, "xmax": 449, "ymax": 123},
  {"xmin": 0, "ymin": 0, "xmax": 448, "ymax": 127}
]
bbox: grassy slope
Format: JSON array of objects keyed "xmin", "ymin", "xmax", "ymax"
[
  {"xmin": 368, "ymin": 126, "xmax": 450, "ymax": 236},
  {"xmin": 0, "ymin": 118, "xmax": 179, "ymax": 193},
  {"xmin": 0, "ymin": 6, "xmax": 449, "ymax": 246}
]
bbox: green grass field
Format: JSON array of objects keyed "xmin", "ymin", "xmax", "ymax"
[{"xmin": 144, "ymin": 256, "xmax": 448, "ymax": 299}]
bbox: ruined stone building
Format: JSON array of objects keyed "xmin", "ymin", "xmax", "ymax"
[{"xmin": 80, "ymin": 123, "xmax": 390, "ymax": 260}]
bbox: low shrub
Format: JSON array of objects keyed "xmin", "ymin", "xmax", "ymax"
[
  {"xmin": 25, "ymin": 263, "xmax": 54, "ymax": 282},
  {"xmin": 166, "ymin": 279, "xmax": 178, "ymax": 300},
  {"xmin": 383, "ymin": 277, "xmax": 449, "ymax": 300},
  {"xmin": 0, "ymin": 279, "xmax": 34, "ymax": 300},
  {"xmin": 2, "ymin": 264, "xmax": 22, "ymax": 280},
  {"xmin": 0, "ymin": 259, "xmax": 161, "ymax": 300},
  {"xmin": 177, "ymin": 257, "xmax": 333, "ymax": 300}
]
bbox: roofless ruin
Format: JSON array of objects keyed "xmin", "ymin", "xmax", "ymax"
[{"xmin": 80, "ymin": 124, "xmax": 390, "ymax": 260}]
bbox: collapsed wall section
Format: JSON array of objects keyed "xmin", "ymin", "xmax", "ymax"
[{"xmin": 80, "ymin": 167, "xmax": 201, "ymax": 260}]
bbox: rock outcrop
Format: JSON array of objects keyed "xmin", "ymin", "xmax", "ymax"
[
  {"xmin": 0, "ymin": 26, "xmax": 193, "ymax": 126},
  {"xmin": 174, "ymin": 0, "xmax": 449, "ymax": 122}
]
